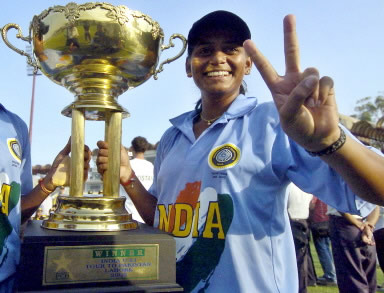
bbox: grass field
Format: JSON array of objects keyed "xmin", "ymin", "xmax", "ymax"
[{"xmin": 308, "ymin": 241, "xmax": 383, "ymax": 293}]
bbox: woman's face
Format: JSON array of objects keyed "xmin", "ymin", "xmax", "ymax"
[{"xmin": 186, "ymin": 30, "xmax": 252, "ymax": 99}]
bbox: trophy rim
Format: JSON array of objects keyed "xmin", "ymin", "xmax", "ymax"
[{"xmin": 31, "ymin": 2, "xmax": 164, "ymax": 40}]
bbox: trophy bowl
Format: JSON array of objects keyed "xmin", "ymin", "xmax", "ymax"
[
  {"xmin": 2, "ymin": 2, "xmax": 187, "ymax": 231},
  {"xmin": 2, "ymin": 2, "xmax": 186, "ymax": 120}
]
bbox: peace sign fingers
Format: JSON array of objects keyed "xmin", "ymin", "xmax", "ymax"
[
  {"xmin": 243, "ymin": 39, "xmax": 280, "ymax": 92},
  {"xmin": 243, "ymin": 14, "xmax": 302, "ymax": 105},
  {"xmin": 284, "ymin": 14, "xmax": 300, "ymax": 74}
]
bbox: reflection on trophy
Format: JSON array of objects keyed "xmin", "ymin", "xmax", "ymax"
[
  {"xmin": 2, "ymin": 2, "xmax": 185, "ymax": 291},
  {"xmin": 2, "ymin": 2, "xmax": 186, "ymax": 231}
]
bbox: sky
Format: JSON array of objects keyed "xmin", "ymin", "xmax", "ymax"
[{"xmin": 1, "ymin": 0, "xmax": 384, "ymax": 166}]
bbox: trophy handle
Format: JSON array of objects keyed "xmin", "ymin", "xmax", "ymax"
[
  {"xmin": 1, "ymin": 23, "xmax": 39, "ymax": 74},
  {"xmin": 153, "ymin": 33, "xmax": 187, "ymax": 80}
]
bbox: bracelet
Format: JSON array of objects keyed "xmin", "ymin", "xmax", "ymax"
[
  {"xmin": 121, "ymin": 171, "xmax": 136, "ymax": 188},
  {"xmin": 38, "ymin": 178, "xmax": 54, "ymax": 195},
  {"xmin": 306, "ymin": 127, "xmax": 346, "ymax": 157}
]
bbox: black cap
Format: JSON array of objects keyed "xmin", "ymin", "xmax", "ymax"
[{"xmin": 187, "ymin": 10, "xmax": 251, "ymax": 55}]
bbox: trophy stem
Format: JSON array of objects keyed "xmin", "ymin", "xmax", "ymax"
[
  {"xmin": 103, "ymin": 111, "xmax": 122, "ymax": 197},
  {"xmin": 70, "ymin": 108, "xmax": 85, "ymax": 197}
]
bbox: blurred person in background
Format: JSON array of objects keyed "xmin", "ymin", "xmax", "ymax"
[
  {"xmin": 309, "ymin": 196, "xmax": 337, "ymax": 286},
  {"xmin": 288, "ymin": 183, "xmax": 316, "ymax": 292},
  {"xmin": 129, "ymin": 136, "xmax": 154, "ymax": 190},
  {"xmin": 328, "ymin": 206, "xmax": 380, "ymax": 292},
  {"xmin": 374, "ymin": 206, "xmax": 384, "ymax": 291},
  {"xmin": 121, "ymin": 136, "xmax": 154, "ymax": 223}
]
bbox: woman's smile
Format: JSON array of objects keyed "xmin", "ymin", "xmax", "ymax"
[{"xmin": 205, "ymin": 70, "xmax": 231, "ymax": 77}]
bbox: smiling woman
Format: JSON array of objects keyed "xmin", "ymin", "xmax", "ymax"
[
  {"xmin": 95, "ymin": 8, "xmax": 384, "ymax": 293},
  {"xmin": 185, "ymin": 11, "xmax": 253, "ymax": 137},
  {"xmin": 187, "ymin": 32, "xmax": 252, "ymax": 137}
]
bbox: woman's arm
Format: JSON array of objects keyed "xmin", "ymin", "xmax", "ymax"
[
  {"xmin": 21, "ymin": 139, "xmax": 91, "ymax": 224},
  {"xmin": 321, "ymin": 137, "xmax": 384, "ymax": 205},
  {"xmin": 243, "ymin": 15, "xmax": 384, "ymax": 206},
  {"xmin": 97, "ymin": 141, "xmax": 157, "ymax": 226}
]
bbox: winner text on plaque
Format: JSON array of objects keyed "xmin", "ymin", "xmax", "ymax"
[{"xmin": 43, "ymin": 244, "xmax": 159, "ymax": 285}]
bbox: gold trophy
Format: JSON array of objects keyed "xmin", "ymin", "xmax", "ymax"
[
  {"xmin": 2, "ymin": 2, "xmax": 186, "ymax": 231},
  {"xmin": 2, "ymin": 2, "xmax": 185, "ymax": 291}
]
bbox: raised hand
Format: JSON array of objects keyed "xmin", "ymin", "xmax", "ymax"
[{"xmin": 243, "ymin": 14, "xmax": 341, "ymax": 152}]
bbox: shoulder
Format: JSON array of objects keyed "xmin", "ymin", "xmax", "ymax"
[
  {"xmin": 0, "ymin": 104, "xmax": 29, "ymax": 138},
  {"xmin": 144, "ymin": 159, "xmax": 154, "ymax": 168},
  {"xmin": 239, "ymin": 99, "xmax": 283, "ymax": 139},
  {"xmin": 226, "ymin": 96, "xmax": 280, "ymax": 127},
  {"xmin": 249, "ymin": 100, "xmax": 280, "ymax": 123},
  {"xmin": 0, "ymin": 104, "xmax": 27, "ymax": 126},
  {"xmin": 164, "ymin": 108, "xmax": 196, "ymax": 143},
  {"xmin": 158, "ymin": 126, "xmax": 181, "ymax": 151},
  {"xmin": 131, "ymin": 158, "xmax": 154, "ymax": 171},
  {"xmin": 230, "ymin": 97, "xmax": 280, "ymax": 127}
]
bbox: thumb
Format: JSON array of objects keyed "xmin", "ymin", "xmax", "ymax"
[
  {"xmin": 280, "ymin": 75, "xmax": 318, "ymax": 120},
  {"xmin": 61, "ymin": 137, "xmax": 71, "ymax": 155},
  {"xmin": 52, "ymin": 137, "xmax": 71, "ymax": 169},
  {"xmin": 51, "ymin": 156, "xmax": 71, "ymax": 187}
]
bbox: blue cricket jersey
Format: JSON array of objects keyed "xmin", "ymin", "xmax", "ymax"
[
  {"xmin": 0, "ymin": 104, "xmax": 32, "ymax": 285},
  {"xmin": 149, "ymin": 95, "xmax": 374, "ymax": 292}
]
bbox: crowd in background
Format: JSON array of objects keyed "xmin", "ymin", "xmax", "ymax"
[{"xmin": 288, "ymin": 183, "xmax": 384, "ymax": 293}]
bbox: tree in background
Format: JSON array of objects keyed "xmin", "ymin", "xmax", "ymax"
[
  {"xmin": 351, "ymin": 95, "xmax": 384, "ymax": 123},
  {"xmin": 350, "ymin": 94, "xmax": 384, "ymax": 151}
]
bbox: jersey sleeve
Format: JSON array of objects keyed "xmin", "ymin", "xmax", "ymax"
[
  {"xmin": 285, "ymin": 125, "xmax": 378, "ymax": 217},
  {"xmin": 11, "ymin": 113, "xmax": 33, "ymax": 197}
]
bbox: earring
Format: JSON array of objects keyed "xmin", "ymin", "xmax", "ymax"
[{"xmin": 245, "ymin": 70, "xmax": 251, "ymax": 75}]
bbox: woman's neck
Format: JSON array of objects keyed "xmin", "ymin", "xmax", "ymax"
[
  {"xmin": 134, "ymin": 152, "xmax": 145, "ymax": 159},
  {"xmin": 193, "ymin": 93, "xmax": 240, "ymax": 139},
  {"xmin": 200, "ymin": 92, "xmax": 239, "ymax": 119}
]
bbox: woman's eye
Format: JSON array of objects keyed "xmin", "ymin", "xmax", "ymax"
[
  {"xmin": 225, "ymin": 47, "xmax": 239, "ymax": 54},
  {"xmin": 197, "ymin": 47, "xmax": 212, "ymax": 55}
]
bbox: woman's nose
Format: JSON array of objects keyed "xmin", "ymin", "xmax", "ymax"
[{"xmin": 210, "ymin": 51, "xmax": 227, "ymax": 64}]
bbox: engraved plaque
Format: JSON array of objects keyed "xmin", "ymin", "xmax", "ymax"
[
  {"xmin": 17, "ymin": 221, "xmax": 182, "ymax": 292},
  {"xmin": 43, "ymin": 244, "xmax": 159, "ymax": 285}
]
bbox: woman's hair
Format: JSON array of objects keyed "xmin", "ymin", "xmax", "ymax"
[{"xmin": 240, "ymin": 82, "xmax": 247, "ymax": 96}]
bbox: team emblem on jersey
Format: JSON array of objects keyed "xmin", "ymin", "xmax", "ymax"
[
  {"xmin": 208, "ymin": 143, "xmax": 241, "ymax": 170},
  {"xmin": 7, "ymin": 138, "xmax": 21, "ymax": 163}
]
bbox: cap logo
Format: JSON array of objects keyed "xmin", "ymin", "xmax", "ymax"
[
  {"xmin": 208, "ymin": 143, "xmax": 241, "ymax": 170},
  {"xmin": 7, "ymin": 138, "xmax": 22, "ymax": 163}
]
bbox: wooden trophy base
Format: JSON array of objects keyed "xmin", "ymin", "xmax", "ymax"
[{"xmin": 17, "ymin": 221, "xmax": 182, "ymax": 292}]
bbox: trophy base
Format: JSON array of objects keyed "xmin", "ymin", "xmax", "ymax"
[
  {"xmin": 17, "ymin": 221, "xmax": 183, "ymax": 292},
  {"xmin": 42, "ymin": 196, "xmax": 138, "ymax": 231}
]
